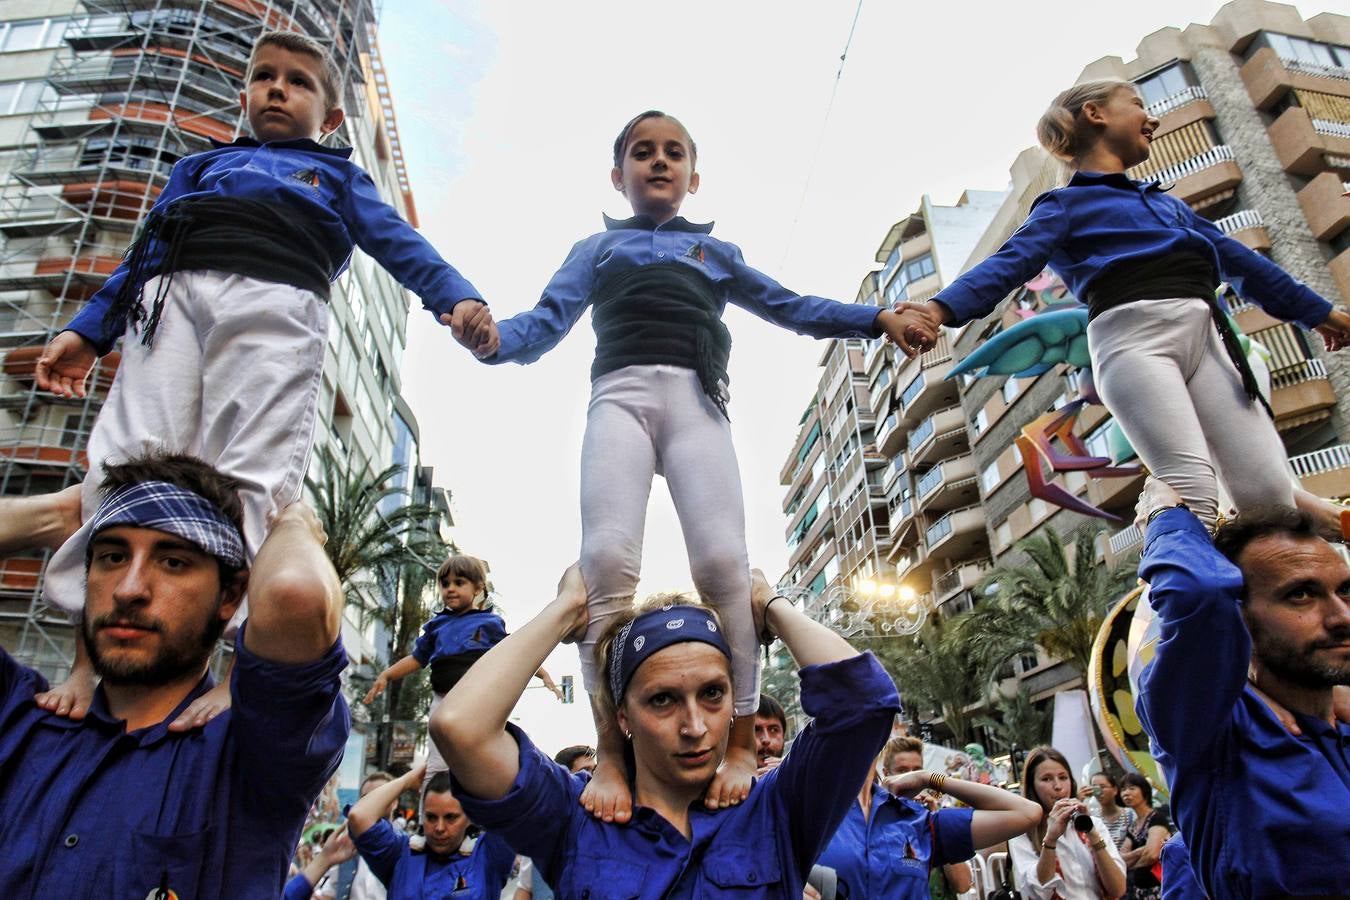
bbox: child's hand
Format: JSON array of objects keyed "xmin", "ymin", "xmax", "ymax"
[
  {"xmin": 363, "ymin": 673, "xmax": 388, "ymax": 705},
  {"xmin": 316, "ymin": 825, "xmax": 358, "ymax": 867},
  {"xmin": 876, "ymin": 307, "xmax": 938, "ymax": 359},
  {"xmin": 35, "ymin": 331, "xmax": 97, "ymax": 398},
  {"xmin": 1316, "ymin": 309, "xmax": 1350, "ymax": 352},
  {"xmin": 441, "ymin": 300, "xmax": 499, "ymax": 358}
]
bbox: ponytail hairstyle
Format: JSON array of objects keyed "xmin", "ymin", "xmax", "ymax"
[{"xmin": 1036, "ymin": 79, "xmax": 1135, "ymax": 166}]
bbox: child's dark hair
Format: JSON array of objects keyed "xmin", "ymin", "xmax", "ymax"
[
  {"xmin": 1036, "ymin": 78, "xmax": 1134, "ymax": 164},
  {"xmin": 436, "ymin": 554, "xmax": 489, "ymax": 603},
  {"xmin": 249, "ymin": 30, "xmax": 342, "ymax": 109},
  {"xmin": 612, "ymin": 110, "xmax": 698, "ymax": 168}
]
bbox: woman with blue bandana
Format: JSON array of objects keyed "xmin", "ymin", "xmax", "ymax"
[{"xmin": 431, "ymin": 565, "xmax": 901, "ymax": 898}]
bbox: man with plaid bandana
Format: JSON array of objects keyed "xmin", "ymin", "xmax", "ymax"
[{"xmin": 0, "ymin": 453, "xmax": 350, "ymax": 898}]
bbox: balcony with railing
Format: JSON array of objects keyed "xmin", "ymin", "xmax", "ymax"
[
  {"xmin": 1248, "ymin": 323, "xmax": 1337, "ymax": 423},
  {"xmin": 1146, "ymin": 84, "xmax": 1209, "ymax": 118},
  {"xmin": 906, "ymin": 404, "xmax": 968, "ymax": 468},
  {"xmin": 1267, "ymin": 106, "xmax": 1350, "ymax": 177},
  {"xmin": 1213, "ymin": 208, "xmax": 1272, "ymax": 252},
  {"xmin": 882, "ymin": 454, "xmax": 907, "ymax": 490},
  {"xmin": 1105, "ymin": 523, "xmax": 1144, "ymax": 565},
  {"xmin": 1242, "ymin": 46, "xmax": 1350, "ymax": 112},
  {"xmin": 897, "ymin": 336, "xmax": 959, "ymax": 425},
  {"xmin": 932, "ymin": 558, "xmax": 992, "ymax": 605},
  {"xmin": 1135, "ymin": 145, "xmax": 1242, "ymax": 207},
  {"xmin": 1291, "ymin": 443, "xmax": 1350, "ymax": 499},
  {"xmin": 915, "ymin": 455, "xmax": 979, "ymax": 513},
  {"xmin": 1298, "ymin": 171, "xmax": 1350, "ymax": 242},
  {"xmin": 874, "ymin": 412, "xmax": 903, "ymax": 458},
  {"xmin": 923, "ymin": 504, "xmax": 987, "ymax": 561}
]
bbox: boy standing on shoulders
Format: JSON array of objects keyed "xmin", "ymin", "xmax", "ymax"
[{"xmin": 33, "ymin": 29, "xmax": 496, "ymax": 723}]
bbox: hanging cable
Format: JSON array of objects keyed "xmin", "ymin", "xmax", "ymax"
[{"xmin": 777, "ymin": 0, "xmax": 865, "ymax": 272}]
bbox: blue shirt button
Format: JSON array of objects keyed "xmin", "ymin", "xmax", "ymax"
[
  {"xmin": 658, "ymin": 251, "xmax": 666, "ymax": 258},
  {"xmin": 63, "ymin": 833, "xmax": 78, "ymax": 848}
]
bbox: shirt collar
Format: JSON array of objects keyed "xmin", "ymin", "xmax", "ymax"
[
  {"xmin": 39, "ymin": 670, "xmax": 217, "ymax": 747},
  {"xmin": 1068, "ymin": 169, "xmax": 1162, "ymax": 191},
  {"xmin": 210, "ymin": 135, "xmax": 354, "ymax": 159},
  {"xmin": 602, "ymin": 212, "xmax": 715, "ymax": 234}
]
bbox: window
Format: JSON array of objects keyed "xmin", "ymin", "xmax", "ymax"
[
  {"xmin": 1263, "ymin": 32, "xmax": 1350, "ymax": 68},
  {"xmin": 1135, "ymin": 63, "xmax": 1197, "ymax": 107},
  {"xmin": 1002, "ymin": 377, "xmax": 1021, "ymax": 405},
  {"xmin": 971, "ymin": 408, "xmax": 988, "ymax": 436},
  {"xmin": 1019, "ymin": 652, "xmax": 1040, "ymax": 672},
  {"xmin": 0, "ymin": 80, "xmax": 53, "ymax": 116},
  {"xmin": 994, "ymin": 520, "xmax": 1013, "ymax": 552},
  {"xmin": 980, "ymin": 460, "xmax": 1001, "ymax": 494},
  {"xmin": 882, "ymin": 253, "xmax": 937, "ymax": 306},
  {"xmin": 1085, "ymin": 423, "xmax": 1113, "ymax": 462},
  {"xmin": 0, "ymin": 19, "xmax": 62, "ymax": 52}
]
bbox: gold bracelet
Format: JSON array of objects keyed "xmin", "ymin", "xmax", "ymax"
[
  {"xmin": 927, "ymin": 772, "xmax": 946, "ymax": 794},
  {"xmin": 1090, "ymin": 838, "xmax": 1107, "ymax": 851}
]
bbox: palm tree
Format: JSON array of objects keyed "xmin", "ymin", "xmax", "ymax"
[
  {"xmin": 866, "ymin": 616, "xmax": 986, "ymax": 746},
  {"xmin": 975, "ymin": 685, "xmax": 1052, "ymax": 753},
  {"xmin": 947, "ymin": 523, "xmax": 1136, "ymax": 751},
  {"xmin": 307, "ymin": 447, "xmax": 445, "ymax": 769}
]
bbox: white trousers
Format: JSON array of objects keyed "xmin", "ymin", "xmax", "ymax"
[
  {"xmin": 1088, "ymin": 296, "xmax": 1294, "ymax": 526},
  {"xmin": 577, "ymin": 365, "xmax": 759, "ymax": 716},
  {"xmin": 42, "ymin": 271, "xmax": 329, "ymax": 621}
]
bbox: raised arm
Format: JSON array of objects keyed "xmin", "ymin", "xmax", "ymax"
[
  {"xmin": 486, "ymin": 238, "xmax": 597, "ymax": 365},
  {"xmin": 363, "ymin": 654, "xmax": 422, "ymax": 705},
  {"xmin": 882, "ymin": 770, "xmax": 1042, "ymax": 851},
  {"xmin": 719, "ymin": 242, "xmax": 883, "ymax": 340},
  {"xmin": 0, "ymin": 486, "xmax": 81, "ymax": 555},
  {"xmin": 350, "ymin": 766, "xmax": 423, "ymax": 838},
  {"xmin": 923, "ymin": 193, "xmax": 1068, "ymax": 330},
  {"xmin": 431, "ymin": 565, "xmax": 588, "ymax": 799},
  {"xmin": 240, "ymin": 502, "xmax": 342, "ymax": 665},
  {"xmin": 1185, "ymin": 205, "xmax": 1333, "ymax": 330},
  {"xmin": 1133, "ymin": 478, "xmax": 1249, "ymax": 767},
  {"xmin": 754, "ymin": 570, "xmax": 858, "ymax": 669},
  {"xmin": 342, "ymin": 169, "xmax": 482, "ymax": 321}
]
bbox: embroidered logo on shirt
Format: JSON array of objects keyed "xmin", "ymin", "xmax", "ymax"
[
  {"xmin": 292, "ymin": 168, "xmax": 320, "ymax": 188},
  {"xmin": 684, "ymin": 243, "xmax": 705, "ymax": 263}
]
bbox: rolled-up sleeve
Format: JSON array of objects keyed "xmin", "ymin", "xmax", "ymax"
[
  {"xmin": 450, "ymin": 723, "xmax": 580, "ymax": 882},
  {"xmin": 231, "ymin": 625, "xmax": 350, "ymax": 817},
  {"xmin": 772, "ymin": 652, "xmax": 901, "ymax": 872},
  {"xmin": 351, "ymin": 818, "xmax": 406, "ymax": 888},
  {"xmin": 931, "ymin": 807, "xmax": 976, "ymax": 866}
]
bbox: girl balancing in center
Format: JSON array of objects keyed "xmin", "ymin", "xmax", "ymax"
[{"xmin": 466, "ymin": 110, "xmax": 932, "ymax": 820}]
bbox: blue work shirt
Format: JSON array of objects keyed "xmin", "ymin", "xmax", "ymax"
[
  {"xmin": 1160, "ymin": 835, "xmax": 1205, "ymax": 900},
  {"xmin": 352, "ymin": 818, "xmax": 516, "ymax": 899},
  {"xmin": 67, "ymin": 136, "xmax": 481, "ymax": 353},
  {"xmin": 489, "ymin": 214, "xmax": 884, "ymax": 367},
  {"xmin": 0, "ymin": 626, "xmax": 349, "ymax": 899},
  {"xmin": 1136, "ymin": 508, "xmax": 1350, "ymax": 899},
  {"xmin": 933, "ymin": 171, "xmax": 1332, "ymax": 329},
  {"xmin": 815, "ymin": 784, "xmax": 973, "ymax": 900},
  {"xmin": 411, "ymin": 607, "xmax": 508, "ymax": 667},
  {"xmin": 454, "ymin": 652, "xmax": 900, "ymax": 899}
]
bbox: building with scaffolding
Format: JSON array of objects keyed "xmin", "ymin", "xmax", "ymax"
[{"xmin": 0, "ymin": 0, "xmax": 449, "ymax": 691}]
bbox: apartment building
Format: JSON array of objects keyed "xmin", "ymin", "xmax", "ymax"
[{"xmin": 0, "ymin": 0, "xmax": 447, "ymax": 686}]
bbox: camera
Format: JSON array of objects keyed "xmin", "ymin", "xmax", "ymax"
[{"xmin": 1073, "ymin": 813, "xmax": 1094, "ymax": 833}]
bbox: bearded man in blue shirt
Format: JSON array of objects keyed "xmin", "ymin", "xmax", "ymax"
[
  {"xmin": 1134, "ymin": 477, "xmax": 1350, "ymax": 900},
  {"xmin": 0, "ymin": 452, "xmax": 350, "ymax": 898}
]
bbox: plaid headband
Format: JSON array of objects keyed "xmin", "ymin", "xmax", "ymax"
[
  {"xmin": 87, "ymin": 480, "xmax": 245, "ymax": 568},
  {"xmin": 608, "ymin": 604, "xmax": 731, "ymax": 706}
]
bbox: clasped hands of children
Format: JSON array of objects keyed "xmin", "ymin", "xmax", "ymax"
[{"xmin": 440, "ymin": 300, "xmax": 499, "ymax": 358}]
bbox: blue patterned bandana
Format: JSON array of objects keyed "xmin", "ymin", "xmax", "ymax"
[
  {"xmin": 608, "ymin": 604, "xmax": 731, "ymax": 705},
  {"xmin": 87, "ymin": 480, "xmax": 246, "ymax": 568}
]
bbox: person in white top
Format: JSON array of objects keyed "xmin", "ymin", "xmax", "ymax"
[{"xmin": 1009, "ymin": 746, "xmax": 1127, "ymax": 900}]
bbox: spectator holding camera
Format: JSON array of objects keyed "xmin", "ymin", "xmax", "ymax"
[
  {"xmin": 1008, "ymin": 746, "xmax": 1126, "ymax": 900},
  {"xmin": 1077, "ymin": 771, "xmax": 1133, "ymax": 850}
]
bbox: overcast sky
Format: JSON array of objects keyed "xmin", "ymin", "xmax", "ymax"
[{"xmin": 377, "ymin": 0, "xmax": 1330, "ymax": 748}]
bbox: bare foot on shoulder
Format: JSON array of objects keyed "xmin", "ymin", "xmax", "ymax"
[
  {"xmin": 704, "ymin": 742, "xmax": 756, "ymax": 810},
  {"xmin": 580, "ymin": 756, "xmax": 633, "ymax": 824},
  {"xmin": 168, "ymin": 678, "xmax": 232, "ymax": 732},
  {"xmin": 35, "ymin": 665, "xmax": 96, "ymax": 720}
]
